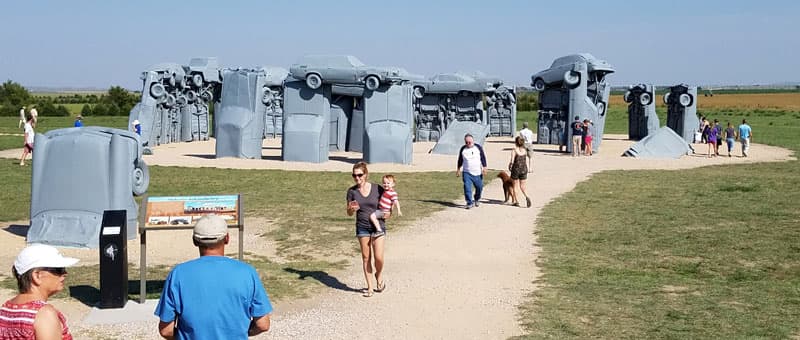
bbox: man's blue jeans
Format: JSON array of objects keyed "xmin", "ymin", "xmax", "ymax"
[{"xmin": 462, "ymin": 172, "xmax": 483, "ymax": 206}]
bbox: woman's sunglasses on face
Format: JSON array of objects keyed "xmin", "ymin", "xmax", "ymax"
[
  {"xmin": 41, "ymin": 267, "xmax": 67, "ymax": 276},
  {"xmin": 352, "ymin": 173, "xmax": 364, "ymax": 178}
]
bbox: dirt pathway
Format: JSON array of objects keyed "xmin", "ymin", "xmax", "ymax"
[{"xmin": 0, "ymin": 135, "xmax": 793, "ymax": 339}]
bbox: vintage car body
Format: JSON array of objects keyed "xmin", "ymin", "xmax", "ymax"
[
  {"xmin": 413, "ymin": 72, "xmax": 501, "ymax": 97},
  {"xmin": 530, "ymin": 53, "xmax": 614, "ymax": 91},
  {"xmin": 289, "ymin": 55, "xmax": 406, "ymax": 90}
]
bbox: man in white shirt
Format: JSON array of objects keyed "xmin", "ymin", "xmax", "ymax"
[
  {"xmin": 456, "ymin": 134, "xmax": 487, "ymax": 209},
  {"xmin": 518, "ymin": 122, "xmax": 534, "ymax": 170}
]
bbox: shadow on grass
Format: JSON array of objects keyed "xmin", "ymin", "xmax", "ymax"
[
  {"xmin": 283, "ymin": 267, "xmax": 361, "ymax": 293},
  {"xmin": 68, "ymin": 279, "xmax": 166, "ymax": 307},
  {"xmin": 3, "ymin": 224, "xmax": 28, "ymax": 237}
]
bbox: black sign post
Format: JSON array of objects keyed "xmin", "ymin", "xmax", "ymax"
[{"xmin": 99, "ymin": 210, "xmax": 128, "ymax": 309}]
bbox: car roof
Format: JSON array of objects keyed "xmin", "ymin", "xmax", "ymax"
[{"xmin": 295, "ymin": 55, "xmax": 366, "ymax": 68}]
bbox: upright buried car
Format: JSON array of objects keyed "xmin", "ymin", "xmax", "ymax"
[
  {"xmin": 530, "ymin": 53, "xmax": 614, "ymax": 92},
  {"xmin": 289, "ymin": 55, "xmax": 407, "ymax": 91}
]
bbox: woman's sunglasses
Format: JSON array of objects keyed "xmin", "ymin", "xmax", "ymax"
[
  {"xmin": 41, "ymin": 267, "xmax": 67, "ymax": 276},
  {"xmin": 351, "ymin": 173, "xmax": 364, "ymax": 178}
]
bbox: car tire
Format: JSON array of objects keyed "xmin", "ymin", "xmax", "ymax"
[
  {"xmin": 623, "ymin": 90, "xmax": 632, "ymax": 103},
  {"xmin": 365, "ymin": 75, "xmax": 380, "ymax": 91},
  {"xmin": 201, "ymin": 90, "xmax": 214, "ymax": 102},
  {"xmin": 663, "ymin": 92, "xmax": 671, "ymax": 105},
  {"xmin": 533, "ymin": 78, "xmax": 546, "ymax": 91},
  {"xmin": 413, "ymin": 86, "xmax": 425, "ymax": 99},
  {"xmin": 262, "ymin": 87, "xmax": 275, "ymax": 106},
  {"xmin": 150, "ymin": 83, "xmax": 166, "ymax": 98},
  {"xmin": 639, "ymin": 92, "xmax": 652, "ymax": 106},
  {"xmin": 165, "ymin": 94, "xmax": 176, "ymax": 107},
  {"xmin": 132, "ymin": 160, "xmax": 150, "ymax": 196},
  {"xmin": 679, "ymin": 93, "xmax": 693, "ymax": 107},
  {"xmin": 192, "ymin": 74, "xmax": 203, "ymax": 87},
  {"xmin": 305, "ymin": 73, "xmax": 322, "ymax": 89},
  {"xmin": 596, "ymin": 101, "xmax": 607, "ymax": 116},
  {"xmin": 186, "ymin": 91, "xmax": 198, "ymax": 103},
  {"xmin": 564, "ymin": 71, "xmax": 581, "ymax": 88}
]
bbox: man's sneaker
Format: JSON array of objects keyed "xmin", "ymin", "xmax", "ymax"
[
  {"xmin": 465, "ymin": 204, "xmax": 473, "ymax": 210},
  {"xmin": 474, "ymin": 201, "xmax": 480, "ymax": 207}
]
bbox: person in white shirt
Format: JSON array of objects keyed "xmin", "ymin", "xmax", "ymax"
[
  {"xmin": 456, "ymin": 134, "xmax": 487, "ymax": 209},
  {"xmin": 518, "ymin": 122, "xmax": 535, "ymax": 170},
  {"xmin": 19, "ymin": 106, "xmax": 26, "ymax": 129},
  {"xmin": 19, "ymin": 115, "xmax": 35, "ymax": 166}
]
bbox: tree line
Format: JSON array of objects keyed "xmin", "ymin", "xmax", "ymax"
[{"xmin": 0, "ymin": 80, "xmax": 139, "ymax": 117}]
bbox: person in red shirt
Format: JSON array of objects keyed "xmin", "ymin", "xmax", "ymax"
[
  {"xmin": 0, "ymin": 244, "xmax": 78, "ymax": 339},
  {"xmin": 369, "ymin": 174, "xmax": 403, "ymax": 237}
]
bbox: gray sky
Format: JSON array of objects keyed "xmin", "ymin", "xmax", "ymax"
[{"xmin": 1, "ymin": 0, "xmax": 798, "ymax": 89}]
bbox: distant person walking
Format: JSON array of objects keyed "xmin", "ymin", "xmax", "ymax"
[
  {"xmin": 713, "ymin": 119, "xmax": 722, "ymax": 155},
  {"xmin": 155, "ymin": 215, "xmax": 272, "ymax": 339},
  {"xmin": 583, "ymin": 119, "xmax": 593, "ymax": 156},
  {"xmin": 456, "ymin": 133, "xmax": 487, "ymax": 209},
  {"xmin": 132, "ymin": 119, "xmax": 142, "ymax": 136},
  {"xmin": 570, "ymin": 116, "xmax": 583, "ymax": 157},
  {"xmin": 29, "ymin": 106, "xmax": 38, "ymax": 124},
  {"xmin": 73, "ymin": 116, "xmax": 83, "ymax": 127},
  {"xmin": 704, "ymin": 122, "xmax": 718, "ymax": 158},
  {"xmin": 518, "ymin": 121, "xmax": 535, "ymax": 169},
  {"xmin": 738, "ymin": 119, "xmax": 753, "ymax": 157},
  {"xmin": 508, "ymin": 136, "xmax": 531, "ymax": 208},
  {"xmin": 18, "ymin": 106, "xmax": 26, "ymax": 129},
  {"xmin": 19, "ymin": 115, "xmax": 35, "ymax": 166},
  {"xmin": 724, "ymin": 122, "xmax": 736, "ymax": 157}
]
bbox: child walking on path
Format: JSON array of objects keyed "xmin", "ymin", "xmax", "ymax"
[{"xmin": 370, "ymin": 175, "xmax": 402, "ymax": 237}]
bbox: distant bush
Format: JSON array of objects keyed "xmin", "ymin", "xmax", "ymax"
[{"xmin": 516, "ymin": 91, "xmax": 539, "ymax": 111}]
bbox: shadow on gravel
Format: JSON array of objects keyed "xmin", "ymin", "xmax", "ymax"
[
  {"xmin": 417, "ymin": 199, "xmax": 460, "ymax": 208},
  {"xmin": 68, "ymin": 279, "xmax": 166, "ymax": 307},
  {"xmin": 3, "ymin": 224, "xmax": 28, "ymax": 237},
  {"xmin": 283, "ymin": 268, "xmax": 361, "ymax": 293}
]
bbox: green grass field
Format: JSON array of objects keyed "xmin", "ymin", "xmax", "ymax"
[
  {"xmin": 0, "ymin": 162, "xmax": 465, "ymax": 302},
  {"xmin": 514, "ymin": 104, "xmax": 800, "ymax": 338}
]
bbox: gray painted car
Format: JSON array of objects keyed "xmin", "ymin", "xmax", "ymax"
[
  {"xmin": 413, "ymin": 72, "xmax": 501, "ymax": 97},
  {"xmin": 530, "ymin": 53, "xmax": 614, "ymax": 91},
  {"xmin": 289, "ymin": 55, "xmax": 407, "ymax": 91}
]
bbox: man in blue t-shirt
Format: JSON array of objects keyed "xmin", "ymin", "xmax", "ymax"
[
  {"xmin": 155, "ymin": 215, "xmax": 272, "ymax": 339},
  {"xmin": 737, "ymin": 119, "xmax": 753, "ymax": 157},
  {"xmin": 570, "ymin": 116, "xmax": 584, "ymax": 157}
]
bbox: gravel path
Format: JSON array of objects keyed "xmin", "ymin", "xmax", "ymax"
[{"xmin": 0, "ymin": 135, "xmax": 793, "ymax": 339}]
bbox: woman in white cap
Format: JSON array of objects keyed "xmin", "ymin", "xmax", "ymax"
[{"xmin": 0, "ymin": 244, "xmax": 79, "ymax": 339}]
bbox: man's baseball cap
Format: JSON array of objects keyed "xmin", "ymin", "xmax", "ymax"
[
  {"xmin": 193, "ymin": 215, "xmax": 228, "ymax": 245},
  {"xmin": 14, "ymin": 244, "xmax": 79, "ymax": 275}
]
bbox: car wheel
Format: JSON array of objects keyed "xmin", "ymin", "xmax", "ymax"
[
  {"xmin": 305, "ymin": 73, "xmax": 322, "ymax": 89},
  {"xmin": 201, "ymin": 90, "xmax": 214, "ymax": 102},
  {"xmin": 413, "ymin": 86, "xmax": 425, "ymax": 99},
  {"xmin": 365, "ymin": 75, "xmax": 380, "ymax": 91},
  {"xmin": 186, "ymin": 90, "xmax": 198, "ymax": 103},
  {"xmin": 262, "ymin": 87, "xmax": 275, "ymax": 106},
  {"xmin": 596, "ymin": 101, "xmax": 607, "ymax": 116},
  {"xmin": 663, "ymin": 92, "xmax": 671, "ymax": 105},
  {"xmin": 150, "ymin": 83, "xmax": 166, "ymax": 98},
  {"xmin": 623, "ymin": 90, "xmax": 632, "ymax": 103},
  {"xmin": 192, "ymin": 74, "xmax": 203, "ymax": 87},
  {"xmin": 564, "ymin": 71, "xmax": 581, "ymax": 87},
  {"xmin": 679, "ymin": 93, "xmax": 693, "ymax": 107},
  {"xmin": 639, "ymin": 92, "xmax": 652, "ymax": 106},
  {"xmin": 132, "ymin": 160, "xmax": 150, "ymax": 196},
  {"xmin": 533, "ymin": 78, "xmax": 546, "ymax": 91},
  {"xmin": 164, "ymin": 94, "xmax": 176, "ymax": 107}
]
